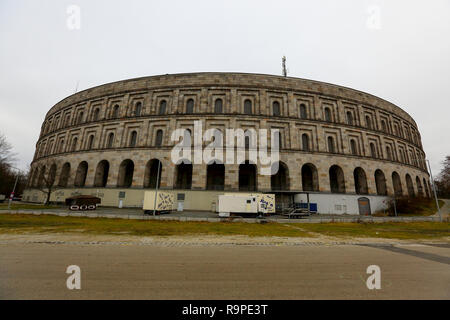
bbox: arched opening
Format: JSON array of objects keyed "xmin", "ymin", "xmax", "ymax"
[
  {"xmin": 423, "ymin": 178, "xmax": 430, "ymax": 198},
  {"xmin": 350, "ymin": 139, "xmax": 357, "ymax": 155},
  {"xmin": 301, "ymin": 134, "xmax": 310, "ymax": 151},
  {"xmin": 324, "ymin": 108, "xmax": 331, "ymax": 122},
  {"xmin": 327, "ymin": 136, "xmax": 335, "ymax": 153},
  {"xmin": 273, "ymin": 101, "xmax": 280, "ymax": 116},
  {"xmin": 375, "ymin": 169, "xmax": 387, "ymax": 195},
  {"xmin": 299, "ymin": 104, "xmax": 307, "ymax": 119},
  {"xmin": 329, "ymin": 165, "xmax": 345, "ymax": 193},
  {"xmin": 244, "ymin": 99, "xmax": 252, "ymax": 115},
  {"xmin": 37, "ymin": 166, "xmax": 46, "ymax": 187},
  {"xmin": 117, "ymin": 159, "xmax": 134, "ymax": 188},
  {"xmin": 386, "ymin": 146, "xmax": 392, "ymax": 160},
  {"xmin": 370, "ymin": 143, "xmax": 377, "ymax": 158},
  {"xmin": 159, "ymin": 100, "xmax": 167, "ymax": 115},
  {"xmin": 87, "ymin": 135, "xmax": 94, "ymax": 150},
  {"xmin": 129, "ymin": 131, "xmax": 137, "ymax": 147},
  {"xmin": 214, "ymin": 99, "xmax": 223, "ymax": 113},
  {"xmin": 74, "ymin": 161, "xmax": 88, "ymax": 187},
  {"xmin": 416, "ymin": 176, "xmax": 423, "ymax": 197},
  {"xmin": 186, "ymin": 99, "xmax": 194, "ymax": 114},
  {"xmin": 94, "ymin": 160, "xmax": 109, "ymax": 187},
  {"xmin": 48, "ymin": 164, "xmax": 57, "ymax": 187},
  {"xmin": 93, "ymin": 108, "xmax": 100, "ymax": 121},
  {"xmin": 354, "ymin": 167, "xmax": 368, "ymax": 195},
  {"xmin": 392, "ymin": 172, "xmax": 403, "ymax": 196},
  {"xmin": 135, "ymin": 102, "xmax": 142, "ymax": 116},
  {"xmin": 71, "ymin": 137, "xmax": 78, "ymax": 151},
  {"xmin": 239, "ymin": 160, "xmax": 257, "ymax": 191},
  {"xmin": 58, "ymin": 163, "xmax": 71, "ymax": 187},
  {"xmin": 113, "ymin": 105, "xmax": 120, "ymax": 118},
  {"xmin": 77, "ymin": 111, "xmax": 84, "ymax": 124},
  {"xmin": 107, "ymin": 133, "xmax": 114, "ymax": 148},
  {"xmin": 366, "ymin": 116, "xmax": 372, "ymax": 129},
  {"xmin": 301, "ymin": 163, "xmax": 319, "ymax": 191},
  {"xmin": 271, "ymin": 162, "xmax": 289, "ymax": 191},
  {"xmin": 406, "ymin": 174, "xmax": 415, "ymax": 197},
  {"xmin": 155, "ymin": 130, "xmax": 163, "ymax": 147},
  {"xmin": 206, "ymin": 161, "xmax": 225, "ymax": 190},
  {"xmin": 175, "ymin": 161, "xmax": 192, "ymax": 189},
  {"xmin": 346, "ymin": 111, "xmax": 353, "ymax": 125},
  {"xmin": 144, "ymin": 159, "xmax": 162, "ymax": 188}
]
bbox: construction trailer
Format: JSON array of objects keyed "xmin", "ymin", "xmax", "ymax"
[
  {"xmin": 143, "ymin": 190, "xmax": 175, "ymax": 214},
  {"xmin": 216, "ymin": 193, "xmax": 275, "ymax": 217}
]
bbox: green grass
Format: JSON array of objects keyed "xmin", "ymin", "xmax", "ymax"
[
  {"xmin": 298, "ymin": 222, "xmax": 450, "ymax": 240},
  {"xmin": 0, "ymin": 214, "xmax": 448, "ymax": 240},
  {"xmin": 0, "ymin": 203, "xmax": 62, "ymax": 210},
  {"xmin": 0, "ymin": 214, "xmax": 313, "ymax": 238}
]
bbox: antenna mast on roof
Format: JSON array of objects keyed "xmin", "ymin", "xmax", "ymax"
[
  {"xmin": 282, "ymin": 56, "xmax": 287, "ymax": 77},
  {"xmin": 74, "ymin": 80, "xmax": 80, "ymax": 93}
]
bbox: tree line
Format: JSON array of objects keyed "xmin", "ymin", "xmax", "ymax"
[{"xmin": 0, "ymin": 133, "xmax": 28, "ymax": 198}]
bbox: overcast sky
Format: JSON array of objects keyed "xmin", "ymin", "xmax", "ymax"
[{"xmin": 0, "ymin": 0, "xmax": 449, "ymax": 176}]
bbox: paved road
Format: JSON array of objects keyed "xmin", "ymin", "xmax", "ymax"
[{"xmin": 0, "ymin": 241, "xmax": 449, "ymax": 299}]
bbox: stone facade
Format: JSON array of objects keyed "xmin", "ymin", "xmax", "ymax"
[{"xmin": 25, "ymin": 72, "xmax": 432, "ymax": 205}]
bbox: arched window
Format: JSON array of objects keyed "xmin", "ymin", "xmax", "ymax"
[
  {"xmin": 117, "ymin": 159, "xmax": 134, "ymax": 188},
  {"xmin": 129, "ymin": 131, "xmax": 137, "ymax": 147},
  {"xmin": 107, "ymin": 133, "xmax": 114, "ymax": 148},
  {"xmin": 155, "ymin": 130, "xmax": 163, "ymax": 147},
  {"xmin": 93, "ymin": 108, "xmax": 100, "ymax": 121},
  {"xmin": 366, "ymin": 116, "xmax": 372, "ymax": 129},
  {"xmin": 375, "ymin": 170, "xmax": 387, "ymax": 195},
  {"xmin": 299, "ymin": 104, "xmax": 307, "ymax": 119},
  {"xmin": 135, "ymin": 102, "xmax": 142, "ymax": 116},
  {"xmin": 71, "ymin": 137, "xmax": 78, "ymax": 151},
  {"xmin": 87, "ymin": 135, "xmax": 94, "ymax": 150},
  {"xmin": 74, "ymin": 161, "xmax": 88, "ymax": 187},
  {"xmin": 176, "ymin": 161, "xmax": 193, "ymax": 189},
  {"xmin": 386, "ymin": 146, "xmax": 392, "ymax": 160},
  {"xmin": 392, "ymin": 172, "xmax": 403, "ymax": 196},
  {"xmin": 186, "ymin": 99, "xmax": 194, "ymax": 114},
  {"xmin": 244, "ymin": 99, "xmax": 252, "ymax": 115},
  {"xmin": 301, "ymin": 134, "xmax": 310, "ymax": 151},
  {"xmin": 159, "ymin": 100, "xmax": 167, "ymax": 115},
  {"xmin": 94, "ymin": 160, "xmax": 110, "ymax": 187},
  {"xmin": 327, "ymin": 136, "xmax": 335, "ymax": 153},
  {"xmin": 214, "ymin": 99, "xmax": 223, "ymax": 113},
  {"xmin": 77, "ymin": 112, "xmax": 84, "ymax": 124},
  {"xmin": 381, "ymin": 120, "xmax": 387, "ymax": 132},
  {"xmin": 370, "ymin": 143, "xmax": 377, "ymax": 158},
  {"xmin": 350, "ymin": 139, "xmax": 357, "ymax": 155},
  {"xmin": 346, "ymin": 112, "xmax": 353, "ymax": 125},
  {"xmin": 58, "ymin": 163, "xmax": 71, "ymax": 187},
  {"xmin": 354, "ymin": 167, "xmax": 368, "ymax": 195},
  {"xmin": 113, "ymin": 105, "xmax": 120, "ymax": 118},
  {"xmin": 273, "ymin": 101, "xmax": 280, "ymax": 116},
  {"xmin": 301, "ymin": 163, "xmax": 319, "ymax": 191},
  {"xmin": 58, "ymin": 140, "xmax": 65, "ymax": 153},
  {"xmin": 65, "ymin": 114, "xmax": 71, "ymax": 127},
  {"xmin": 324, "ymin": 108, "xmax": 332, "ymax": 122},
  {"xmin": 329, "ymin": 165, "xmax": 345, "ymax": 193},
  {"xmin": 274, "ymin": 131, "xmax": 282, "ymax": 149}
]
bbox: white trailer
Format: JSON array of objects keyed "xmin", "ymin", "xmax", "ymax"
[
  {"xmin": 217, "ymin": 193, "xmax": 275, "ymax": 217},
  {"xmin": 143, "ymin": 191, "xmax": 175, "ymax": 214}
]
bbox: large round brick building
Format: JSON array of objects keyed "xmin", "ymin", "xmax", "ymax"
[{"xmin": 24, "ymin": 72, "xmax": 431, "ymax": 214}]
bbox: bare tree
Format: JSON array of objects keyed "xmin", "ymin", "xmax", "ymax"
[
  {"xmin": 34, "ymin": 160, "xmax": 58, "ymax": 205},
  {"xmin": 0, "ymin": 133, "xmax": 16, "ymax": 166},
  {"xmin": 435, "ymin": 155, "xmax": 450, "ymax": 199}
]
